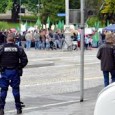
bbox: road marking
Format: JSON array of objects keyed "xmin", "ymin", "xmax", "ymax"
[
  {"xmin": 29, "ymin": 55, "xmax": 97, "ymax": 61},
  {"xmin": 21, "ymin": 76, "xmax": 102, "ymax": 88},
  {"xmin": 6, "ymin": 99, "xmax": 84, "ymax": 113}
]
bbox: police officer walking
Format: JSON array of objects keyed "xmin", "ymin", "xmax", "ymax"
[{"xmin": 0, "ymin": 34, "xmax": 28, "ymax": 114}]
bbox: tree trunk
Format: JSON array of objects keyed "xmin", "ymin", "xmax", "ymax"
[{"xmin": 11, "ymin": 0, "xmax": 20, "ymax": 22}]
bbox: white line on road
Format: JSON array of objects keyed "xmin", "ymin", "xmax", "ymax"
[{"xmin": 6, "ymin": 99, "xmax": 83, "ymax": 114}]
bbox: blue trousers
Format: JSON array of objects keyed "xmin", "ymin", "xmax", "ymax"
[
  {"xmin": 0, "ymin": 69, "xmax": 21, "ymax": 109},
  {"xmin": 103, "ymin": 70, "xmax": 115, "ymax": 87}
]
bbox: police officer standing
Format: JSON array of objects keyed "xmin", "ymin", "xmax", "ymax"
[{"xmin": 0, "ymin": 34, "xmax": 28, "ymax": 114}]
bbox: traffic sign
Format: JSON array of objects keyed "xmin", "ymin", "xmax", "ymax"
[{"xmin": 57, "ymin": 13, "xmax": 66, "ymax": 17}]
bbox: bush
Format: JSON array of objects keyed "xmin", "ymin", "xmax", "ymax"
[
  {"xmin": 87, "ymin": 16, "xmax": 99, "ymax": 27},
  {"xmin": 0, "ymin": 21, "xmax": 9, "ymax": 30},
  {"xmin": 0, "ymin": 21, "xmax": 20, "ymax": 30},
  {"xmin": 20, "ymin": 15, "xmax": 38, "ymax": 21}
]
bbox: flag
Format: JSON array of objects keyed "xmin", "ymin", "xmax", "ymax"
[
  {"xmin": 94, "ymin": 21, "xmax": 100, "ymax": 29},
  {"xmin": 61, "ymin": 20, "xmax": 64, "ymax": 30},
  {"xmin": 20, "ymin": 23, "xmax": 26, "ymax": 32},
  {"xmin": 24, "ymin": 20, "xmax": 28, "ymax": 30},
  {"xmin": 46, "ymin": 16, "xmax": 50, "ymax": 28},
  {"xmin": 36, "ymin": 17, "xmax": 42, "ymax": 28},
  {"xmin": 58, "ymin": 20, "xmax": 62, "ymax": 29},
  {"xmin": 107, "ymin": 20, "xmax": 109, "ymax": 26},
  {"xmin": 51, "ymin": 24, "xmax": 55, "ymax": 30},
  {"xmin": 16, "ymin": 25, "xmax": 20, "ymax": 31}
]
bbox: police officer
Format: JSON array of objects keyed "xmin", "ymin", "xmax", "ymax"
[{"xmin": 0, "ymin": 34, "xmax": 28, "ymax": 114}]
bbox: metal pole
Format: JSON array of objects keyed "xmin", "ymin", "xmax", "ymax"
[
  {"xmin": 80, "ymin": 0, "xmax": 85, "ymax": 102},
  {"xmin": 65, "ymin": 0, "xmax": 69, "ymax": 25}
]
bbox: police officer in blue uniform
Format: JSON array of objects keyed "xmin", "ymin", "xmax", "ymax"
[{"xmin": 0, "ymin": 34, "xmax": 28, "ymax": 114}]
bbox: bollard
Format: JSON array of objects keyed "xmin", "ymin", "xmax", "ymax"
[{"xmin": 94, "ymin": 83, "xmax": 115, "ymax": 115}]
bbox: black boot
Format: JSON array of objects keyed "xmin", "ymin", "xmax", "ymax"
[
  {"xmin": 16, "ymin": 102, "xmax": 25, "ymax": 114},
  {"xmin": 17, "ymin": 108, "xmax": 22, "ymax": 114},
  {"xmin": 0, "ymin": 109, "xmax": 4, "ymax": 115}
]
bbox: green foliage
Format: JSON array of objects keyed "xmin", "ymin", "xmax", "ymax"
[
  {"xmin": 39, "ymin": 0, "xmax": 65, "ymax": 23},
  {"xmin": 23, "ymin": 0, "xmax": 38, "ymax": 15},
  {"xmin": 0, "ymin": 21, "xmax": 19, "ymax": 30},
  {"xmin": 86, "ymin": 16, "xmax": 107, "ymax": 27},
  {"xmin": 21, "ymin": 15, "xmax": 38, "ymax": 21},
  {"xmin": 0, "ymin": 21, "xmax": 9, "ymax": 29},
  {"xmin": 5, "ymin": 0, "xmax": 13, "ymax": 11},
  {"xmin": 87, "ymin": 16, "xmax": 99, "ymax": 27},
  {"xmin": 0, "ymin": 0, "xmax": 13, "ymax": 13},
  {"xmin": 0, "ymin": 1, "xmax": 8, "ymax": 13},
  {"xmin": 69, "ymin": 0, "xmax": 80, "ymax": 9},
  {"xmin": 101, "ymin": 0, "xmax": 115, "ymax": 13}
]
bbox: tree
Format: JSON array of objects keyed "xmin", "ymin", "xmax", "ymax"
[
  {"xmin": 23, "ymin": 0, "xmax": 38, "ymax": 15},
  {"xmin": 11, "ymin": 0, "xmax": 20, "ymax": 22},
  {"xmin": 0, "ymin": 0, "xmax": 38, "ymax": 22},
  {"xmin": 85, "ymin": 0, "xmax": 104, "ymax": 15},
  {"xmin": 69, "ymin": 0, "xmax": 80, "ymax": 9},
  {"xmin": 101, "ymin": 0, "xmax": 115, "ymax": 24},
  {"xmin": 38, "ymin": 0, "xmax": 65, "ymax": 23},
  {"xmin": 0, "ymin": 0, "xmax": 20, "ymax": 22},
  {"xmin": 0, "ymin": 0, "xmax": 13, "ymax": 13},
  {"xmin": 101, "ymin": 0, "xmax": 115, "ymax": 14}
]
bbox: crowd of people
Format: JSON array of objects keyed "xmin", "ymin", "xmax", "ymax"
[
  {"xmin": 0, "ymin": 28, "xmax": 96, "ymax": 51},
  {"xmin": 1, "ymin": 28, "xmax": 114, "ymax": 52}
]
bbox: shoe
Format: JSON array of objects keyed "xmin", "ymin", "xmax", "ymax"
[
  {"xmin": 0, "ymin": 109, "xmax": 4, "ymax": 115},
  {"xmin": 17, "ymin": 108, "xmax": 22, "ymax": 114}
]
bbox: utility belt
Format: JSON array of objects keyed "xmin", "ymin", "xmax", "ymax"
[
  {"xmin": 5, "ymin": 67, "xmax": 17, "ymax": 69},
  {"xmin": 0, "ymin": 66, "xmax": 23, "ymax": 76},
  {"xmin": 2, "ymin": 66, "xmax": 17, "ymax": 70}
]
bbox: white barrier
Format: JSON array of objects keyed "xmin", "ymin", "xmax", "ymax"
[{"xmin": 94, "ymin": 83, "xmax": 115, "ymax": 115}]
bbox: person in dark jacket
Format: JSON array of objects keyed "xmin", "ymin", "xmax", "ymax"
[
  {"xmin": 97, "ymin": 32, "xmax": 115, "ymax": 87},
  {"xmin": 0, "ymin": 32, "xmax": 6, "ymax": 45},
  {"xmin": 0, "ymin": 34, "xmax": 28, "ymax": 114}
]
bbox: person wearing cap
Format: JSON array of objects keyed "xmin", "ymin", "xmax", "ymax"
[
  {"xmin": 0, "ymin": 34, "xmax": 28, "ymax": 114},
  {"xmin": 97, "ymin": 32, "xmax": 115, "ymax": 87}
]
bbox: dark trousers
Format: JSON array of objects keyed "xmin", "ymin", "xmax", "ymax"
[
  {"xmin": 103, "ymin": 70, "xmax": 115, "ymax": 87},
  {"xmin": 0, "ymin": 69, "xmax": 21, "ymax": 109}
]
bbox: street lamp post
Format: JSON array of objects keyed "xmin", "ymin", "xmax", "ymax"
[
  {"xmin": 65, "ymin": 0, "xmax": 69, "ymax": 25},
  {"xmin": 64, "ymin": 0, "xmax": 72, "ymax": 51},
  {"xmin": 80, "ymin": 0, "xmax": 85, "ymax": 102}
]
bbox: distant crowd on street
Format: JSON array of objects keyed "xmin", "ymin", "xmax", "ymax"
[
  {"xmin": 0, "ymin": 28, "xmax": 98, "ymax": 51},
  {"xmin": 0, "ymin": 28, "xmax": 115, "ymax": 51}
]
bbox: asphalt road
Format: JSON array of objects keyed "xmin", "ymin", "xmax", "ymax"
[{"xmin": 4, "ymin": 48, "xmax": 103, "ymax": 115}]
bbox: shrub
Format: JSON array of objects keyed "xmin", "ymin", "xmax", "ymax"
[
  {"xmin": 0, "ymin": 21, "xmax": 20, "ymax": 30},
  {"xmin": 0, "ymin": 21, "xmax": 9, "ymax": 30},
  {"xmin": 20, "ymin": 15, "xmax": 38, "ymax": 21},
  {"xmin": 87, "ymin": 16, "xmax": 99, "ymax": 27}
]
